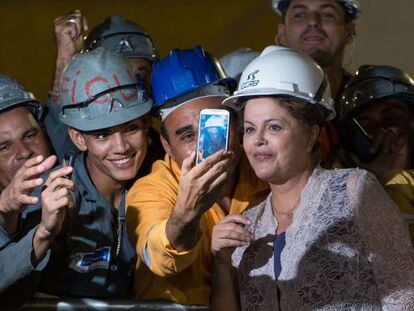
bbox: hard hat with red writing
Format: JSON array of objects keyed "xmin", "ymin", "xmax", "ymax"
[
  {"xmin": 0, "ymin": 75, "xmax": 42, "ymax": 120},
  {"xmin": 59, "ymin": 47, "xmax": 152, "ymax": 131}
]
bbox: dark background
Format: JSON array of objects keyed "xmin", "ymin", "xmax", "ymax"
[{"xmin": 1, "ymin": 0, "xmax": 413, "ymax": 99}]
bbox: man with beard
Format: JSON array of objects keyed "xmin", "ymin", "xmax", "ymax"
[
  {"xmin": 272, "ymin": 0, "xmax": 360, "ymax": 165},
  {"xmin": 273, "ymin": 0, "xmax": 360, "ymax": 102},
  {"xmin": 126, "ymin": 47, "xmax": 269, "ymax": 305}
]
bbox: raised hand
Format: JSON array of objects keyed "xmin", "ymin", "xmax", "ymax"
[
  {"xmin": 54, "ymin": 10, "xmax": 88, "ymax": 59},
  {"xmin": 38, "ymin": 165, "xmax": 75, "ymax": 239},
  {"xmin": 166, "ymin": 150, "xmax": 236, "ymax": 251},
  {"xmin": 0, "ymin": 155, "xmax": 56, "ymax": 213},
  {"xmin": 51, "ymin": 10, "xmax": 88, "ymax": 99},
  {"xmin": 177, "ymin": 150, "xmax": 235, "ymax": 219},
  {"xmin": 0, "ymin": 155, "xmax": 57, "ymax": 234}
]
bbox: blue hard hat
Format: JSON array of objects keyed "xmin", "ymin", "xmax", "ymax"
[{"xmin": 151, "ymin": 46, "xmax": 236, "ymax": 109}]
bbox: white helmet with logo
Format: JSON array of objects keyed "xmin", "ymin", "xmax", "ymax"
[{"xmin": 223, "ymin": 45, "xmax": 336, "ymax": 120}]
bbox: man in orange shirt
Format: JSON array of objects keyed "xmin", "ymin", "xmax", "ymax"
[{"xmin": 126, "ymin": 47, "xmax": 269, "ymax": 305}]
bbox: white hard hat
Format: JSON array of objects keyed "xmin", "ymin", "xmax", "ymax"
[
  {"xmin": 219, "ymin": 48, "xmax": 260, "ymax": 81},
  {"xmin": 223, "ymin": 45, "xmax": 336, "ymax": 121},
  {"xmin": 271, "ymin": 0, "xmax": 361, "ymax": 19}
]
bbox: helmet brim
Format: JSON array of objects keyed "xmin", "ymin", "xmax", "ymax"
[
  {"xmin": 61, "ymin": 100, "xmax": 152, "ymax": 132},
  {"xmin": 223, "ymin": 88, "xmax": 336, "ymax": 121}
]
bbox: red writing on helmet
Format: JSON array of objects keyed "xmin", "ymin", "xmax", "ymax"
[
  {"xmin": 85, "ymin": 76, "xmax": 111, "ymax": 104},
  {"xmin": 61, "ymin": 69, "xmax": 137, "ymax": 105},
  {"xmin": 61, "ymin": 77, "xmax": 70, "ymax": 94}
]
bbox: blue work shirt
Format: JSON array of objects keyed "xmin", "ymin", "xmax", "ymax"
[
  {"xmin": 0, "ymin": 152, "xmax": 136, "ymax": 299},
  {"xmin": 42, "ymin": 99, "xmax": 76, "ymax": 161}
]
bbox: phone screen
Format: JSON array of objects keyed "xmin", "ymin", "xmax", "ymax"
[{"xmin": 196, "ymin": 109, "xmax": 230, "ymax": 164}]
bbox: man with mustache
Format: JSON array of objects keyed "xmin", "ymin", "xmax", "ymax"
[
  {"xmin": 126, "ymin": 47, "xmax": 269, "ymax": 305},
  {"xmin": 273, "ymin": 0, "xmax": 360, "ymax": 165},
  {"xmin": 273, "ymin": 0, "xmax": 360, "ymax": 102}
]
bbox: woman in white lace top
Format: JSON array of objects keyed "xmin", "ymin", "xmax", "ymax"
[{"xmin": 212, "ymin": 46, "xmax": 414, "ymax": 311}]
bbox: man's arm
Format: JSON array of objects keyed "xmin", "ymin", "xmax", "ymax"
[
  {"xmin": 126, "ymin": 151, "xmax": 235, "ymax": 276},
  {"xmin": 0, "ymin": 164, "xmax": 74, "ymax": 300},
  {"xmin": 50, "ymin": 10, "xmax": 87, "ymax": 103},
  {"xmin": 166, "ymin": 151, "xmax": 234, "ymax": 251},
  {"xmin": 0, "ymin": 227, "xmax": 49, "ymax": 293}
]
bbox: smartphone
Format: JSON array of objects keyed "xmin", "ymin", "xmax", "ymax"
[
  {"xmin": 345, "ymin": 118, "xmax": 377, "ymax": 163},
  {"xmin": 196, "ymin": 109, "xmax": 230, "ymax": 165},
  {"xmin": 62, "ymin": 152, "xmax": 76, "ymax": 178}
]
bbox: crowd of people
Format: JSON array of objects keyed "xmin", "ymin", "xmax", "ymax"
[{"xmin": 0, "ymin": 0, "xmax": 413, "ymax": 310}]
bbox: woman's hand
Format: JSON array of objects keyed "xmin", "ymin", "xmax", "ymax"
[{"xmin": 212, "ymin": 214, "xmax": 252, "ymax": 264}]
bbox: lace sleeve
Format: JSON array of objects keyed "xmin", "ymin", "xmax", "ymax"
[{"xmin": 349, "ymin": 170, "xmax": 414, "ymax": 310}]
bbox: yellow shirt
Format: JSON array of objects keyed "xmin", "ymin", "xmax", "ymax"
[
  {"xmin": 126, "ymin": 154, "xmax": 269, "ymax": 305},
  {"xmin": 382, "ymin": 169, "xmax": 414, "ymax": 244}
]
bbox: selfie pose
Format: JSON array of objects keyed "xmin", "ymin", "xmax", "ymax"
[
  {"xmin": 0, "ymin": 48, "xmax": 152, "ymax": 303},
  {"xmin": 126, "ymin": 47, "xmax": 269, "ymax": 305},
  {"xmin": 212, "ymin": 46, "xmax": 414, "ymax": 310}
]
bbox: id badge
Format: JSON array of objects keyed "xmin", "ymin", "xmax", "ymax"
[{"xmin": 69, "ymin": 246, "xmax": 111, "ymax": 273}]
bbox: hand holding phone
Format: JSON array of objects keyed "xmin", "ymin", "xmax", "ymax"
[
  {"xmin": 62, "ymin": 152, "xmax": 76, "ymax": 179},
  {"xmin": 196, "ymin": 109, "xmax": 230, "ymax": 165}
]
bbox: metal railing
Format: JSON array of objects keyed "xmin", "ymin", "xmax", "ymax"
[{"xmin": 20, "ymin": 299, "xmax": 210, "ymax": 310}]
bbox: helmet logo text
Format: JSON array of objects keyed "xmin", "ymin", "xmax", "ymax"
[
  {"xmin": 241, "ymin": 70, "xmax": 260, "ymax": 90},
  {"xmin": 247, "ymin": 70, "xmax": 260, "ymax": 81}
]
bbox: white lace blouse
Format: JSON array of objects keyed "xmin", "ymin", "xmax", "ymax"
[{"xmin": 231, "ymin": 168, "xmax": 414, "ymax": 311}]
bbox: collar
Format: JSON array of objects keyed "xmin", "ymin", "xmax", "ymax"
[{"xmin": 74, "ymin": 152, "xmax": 128, "ymax": 210}]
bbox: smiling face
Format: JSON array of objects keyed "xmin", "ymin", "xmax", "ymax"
[
  {"xmin": 0, "ymin": 107, "xmax": 51, "ymax": 190},
  {"xmin": 277, "ymin": 0, "xmax": 354, "ymax": 68},
  {"xmin": 161, "ymin": 96, "xmax": 241, "ymax": 168},
  {"xmin": 69, "ymin": 117, "xmax": 149, "ymax": 187},
  {"xmin": 243, "ymin": 97, "xmax": 318, "ymax": 185}
]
